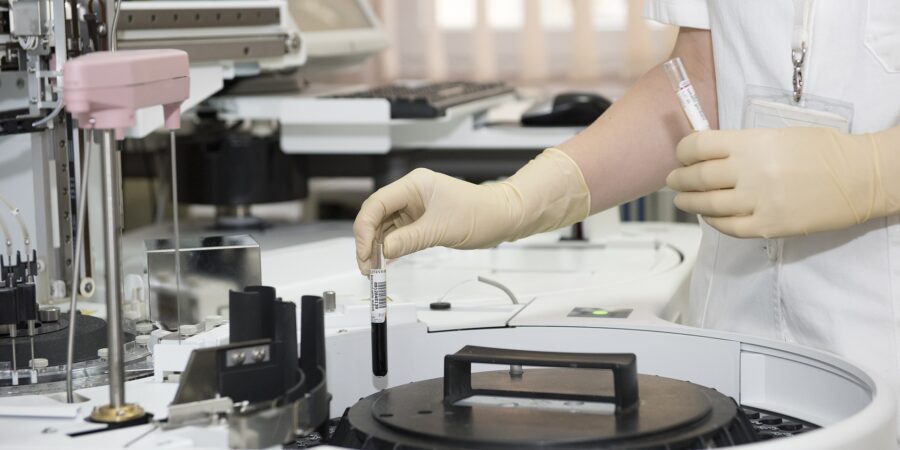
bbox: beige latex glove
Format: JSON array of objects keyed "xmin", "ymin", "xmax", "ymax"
[
  {"xmin": 666, "ymin": 126, "xmax": 900, "ymax": 238},
  {"xmin": 354, "ymin": 148, "xmax": 591, "ymax": 274}
]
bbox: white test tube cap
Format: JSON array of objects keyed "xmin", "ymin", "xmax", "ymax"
[{"xmin": 663, "ymin": 57, "xmax": 690, "ymax": 92}]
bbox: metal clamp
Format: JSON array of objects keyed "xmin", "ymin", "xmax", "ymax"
[{"xmin": 792, "ymin": 43, "xmax": 807, "ymax": 103}]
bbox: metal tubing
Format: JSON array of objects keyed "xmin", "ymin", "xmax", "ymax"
[
  {"xmin": 66, "ymin": 130, "xmax": 93, "ymax": 403},
  {"xmin": 100, "ymin": 130, "xmax": 124, "ymax": 408},
  {"xmin": 9, "ymin": 325, "xmax": 17, "ymax": 385},
  {"xmin": 170, "ymin": 131, "xmax": 183, "ymax": 342},
  {"xmin": 28, "ymin": 320, "xmax": 36, "ymax": 382}
]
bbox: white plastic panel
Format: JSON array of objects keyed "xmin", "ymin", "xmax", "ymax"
[
  {"xmin": 740, "ymin": 347, "xmax": 872, "ymax": 426},
  {"xmin": 280, "ymin": 98, "xmax": 391, "ymax": 153}
]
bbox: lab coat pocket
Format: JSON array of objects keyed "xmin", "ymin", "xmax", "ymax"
[{"xmin": 865, "ymin": 0, "xmax": 900, "ymax": 72}]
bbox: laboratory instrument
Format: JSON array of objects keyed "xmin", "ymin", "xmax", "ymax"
[
  {"xmin": 329, "ymin": 81, "xmax": 516, "ymax": 119},
  {"xmin": 0, "ymin": 1, "xmax": 895, "ymax": 448}
]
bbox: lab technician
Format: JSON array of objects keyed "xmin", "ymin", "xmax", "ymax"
[{"xmin": 354, "ymin": 1, "xmax": 900, "ymax": 396}]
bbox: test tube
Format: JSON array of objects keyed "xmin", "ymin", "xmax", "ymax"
[
  {"xmin": 370, "ymin": 243, "xmax": 388, "ymax": 377},
  {"xmin": 663, "ymin": 57, "xmax": 710, "ymax": 132}
]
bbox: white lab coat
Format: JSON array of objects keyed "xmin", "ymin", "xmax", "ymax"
[{"xmin": 645, "ymin": 0, "xmax": 900, "ymax": 394}]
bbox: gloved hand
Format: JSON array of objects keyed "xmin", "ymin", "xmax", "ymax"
[
  {"xmin": 666, "ymin": 126, "xmax": 900, "ymax": 238},
  {"xmin": 354, "ymin": 148, "xmax": 591, "ymax": 274}
]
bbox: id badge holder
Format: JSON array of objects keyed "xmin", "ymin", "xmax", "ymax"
[{"xmin": 742, "ymin": 85, "xmax": 854, "ymax": 132}]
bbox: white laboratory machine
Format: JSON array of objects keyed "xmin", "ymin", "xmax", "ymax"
[{"xmin": 0, "ymin": 0, "xmax": 896, "ymax": 449}]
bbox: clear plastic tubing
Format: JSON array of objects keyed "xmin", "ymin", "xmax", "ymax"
[{"xmin": 663, "ymin": 57, "xmax": 711, "ymax": 132}]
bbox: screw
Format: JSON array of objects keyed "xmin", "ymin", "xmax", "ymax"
[{"xmin": 252, "ymin": 348, "xmax": 266, "ymax": 362}]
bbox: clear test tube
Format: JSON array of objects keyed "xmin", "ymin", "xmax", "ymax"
[
  {"xmin": 663, "ymin": 57, "xmax": 711, "ymax": 132},
  {"xmin": 370, "ymin": 243, "xmax": 387, "ymax": 377}
]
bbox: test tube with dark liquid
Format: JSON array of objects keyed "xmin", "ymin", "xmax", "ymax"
[{"xmin": 370, "ymin": 243, "xmax": 388, "ymax": 377}]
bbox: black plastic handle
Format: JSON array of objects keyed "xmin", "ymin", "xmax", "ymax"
[{"xmin": 443, "ymin": 346, "xmax": 639, "ymax": 413}]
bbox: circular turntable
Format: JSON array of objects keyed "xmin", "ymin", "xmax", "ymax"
[{"xmin": 336, "ymin": 346, "xmax": 759, "ymax": 449}]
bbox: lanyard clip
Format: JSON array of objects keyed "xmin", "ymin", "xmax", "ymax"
[{"xmin": 792, "ymin": 42, "xmax": 807, "ymax": 103}]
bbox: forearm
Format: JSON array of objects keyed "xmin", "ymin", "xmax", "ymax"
[{"xmin": 557, "ymin": 28, "xmax": 718, "ymax": 214}]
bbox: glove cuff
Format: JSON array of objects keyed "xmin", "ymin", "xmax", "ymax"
[
  {"xmin": 503, "ymin": 148, "xmax": 592, "ymax": 241},
  {"xmin": 873, "ymin": 126, "xmax": 900, "ymax": 219}
]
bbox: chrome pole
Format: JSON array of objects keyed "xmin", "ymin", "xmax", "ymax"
[{"xmin": 100, "ymin": 130, "xmax": 124, "ymax": 408}]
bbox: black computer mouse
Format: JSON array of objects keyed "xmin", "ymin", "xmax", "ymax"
[{"xmin": 521, "ymin": 92, "xmax": 612, "ymax": 127}]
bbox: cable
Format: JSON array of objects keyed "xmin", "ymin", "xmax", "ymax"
[
  {"xmin": 65, "ymin": 130, "xmax": 93, "ymax": 403},
  {"xmin": 109, "ymin": 0, "xmax": 122, "ymax": 51},
  {"xmin": 32, "ymin": 87, "xmax": 65, "ymax": 128},
  {"xmin": 477, "ymin": 276, "xmax": 519, "ymax": 305}
]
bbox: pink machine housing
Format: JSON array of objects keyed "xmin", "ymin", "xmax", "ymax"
[{"xmin": 64, "ymin": 49, "xmax": 190, "ymax": 139}]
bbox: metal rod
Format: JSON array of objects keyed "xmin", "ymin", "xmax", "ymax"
[
  {"xmin": 28, "ymin": 320, "xmax": 36, "ymax": 382},
  {"xmin": 66, "ymin": 130, "xmax": 93, "ymax": 403},
  {"xmin": 169, "ymin": 131, "xmax": 182, "ymax": 343},
  {"xmin": 101, "ymin": 130, "xmax": 124, "ymax": 408},
  {"xmin": 107, "ymin": 0, "xmax": 120, "ymax": 51},
  {"xmin": 9, "ymin": 325, "xmax": 17, "ymax": 385}
]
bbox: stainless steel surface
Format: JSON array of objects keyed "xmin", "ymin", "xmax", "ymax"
[
  {"xmin": 0, "ymin": 72, "xmax": 30, "ymax": 112},
  {"xmin": 117, "ymin": 7, "xmax": 280, "ymax": 30},
  {"xmin": 172, "ymin": 338, "xmax": 270, "ymax": 405},
  {"xmin": 146, "ymin": 235, "xmax": 261, "ymax": 330},
  {"xmin": 9, "ymin": 0, "xmax": 48, "ymax": 36},
  {"xmin": 116, "ymin": 35, "xmax": 291, "ymax": 63},
  {"xmin": 228, "ymin": 400, "xmax": 297, "ymax": 449},
  {"xmin": 323, "ymin": 291, "xmax": 336, "ymax": 313},
  {"xmin": 225, "ymin": 344, "xmax": 270, "ymax": 368},
  {"xmin": 30, "ymin": 115, "xmax": 74, "ymax": 306},
  {"xmin": 100, "ymin": 130, "xmax": 125, "ymax": 409},
  {"xmin": 226, "ymin": 371, "xmax": 330, "ymax": 447},
  {"xmin": 166, "ymin": 397, "xmax": 234, "ymax": 429},
  {"xmin": 38, "ymin": 306, "xmax": 59, "ymax": 322}
]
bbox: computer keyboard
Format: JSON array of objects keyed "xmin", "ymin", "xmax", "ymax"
[{"xmin": 327, "ymin": 81, "xmax": 515, "ymax": 119}]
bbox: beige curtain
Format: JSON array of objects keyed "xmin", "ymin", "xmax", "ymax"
[
  {"xmin": 421, "ymin": 0, "xmax": 449, "ymax": 80},
  {"xmin": 519, "ymin": 0, "xmax": 548, "ymax": 82},
  {"xmin": 367, "ymin": 0, "xmax": 675, "ymax": 84},
  {"xmin": 569, "ymin": 0, "xmax": 601, "ymax": 81}
]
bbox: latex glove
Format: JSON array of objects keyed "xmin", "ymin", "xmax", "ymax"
[
  {"xmin": 354, "ymin": 148, "xmax": 591, "ymax": 274},
  {"xmin": 666, "ymin": 127, "xmax": 900, "ymax": 238}
]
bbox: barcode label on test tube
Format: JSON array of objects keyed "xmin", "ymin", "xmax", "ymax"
[
  {"xmin": 370, "ymin": 269, "xmax": 387, "ymax": 323},
  {"xmin": 676, "ymin": 84, "xmax": 709, "ymax": 132}
]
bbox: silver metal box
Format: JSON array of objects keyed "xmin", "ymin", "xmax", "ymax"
[
  {"xmin": 146, "ymin": 235, "xmax": 261, "ymax": 330},
  {"xmin": 10, "ymin": 0, "xmax": 49, "ymax": 36}
]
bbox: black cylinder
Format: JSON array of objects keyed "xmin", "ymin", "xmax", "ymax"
[{"xmin": 176, "ymin": 122, "xmax": 308, "ymax": 206}]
